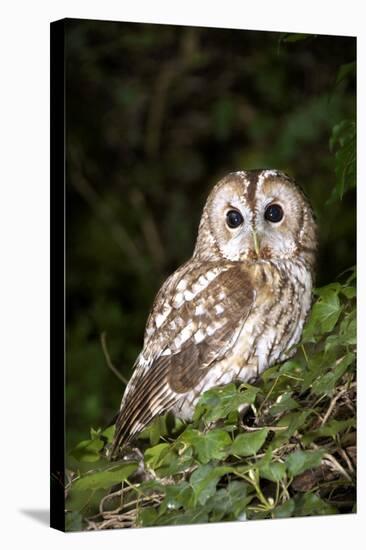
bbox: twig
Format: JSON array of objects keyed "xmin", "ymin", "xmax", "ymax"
[
  {"xmin": 322, "ymin": 452, "xmax": 352, "ymax": 482},
  {"xmin": 129, "ymin": 188, "xmax": 165, "ymax": 267},
  {"xmin": 337, "ymin": 448, "xmax": 355, "ymax": 475},
  {"xmin": 301, "ymin": 344, "xmax": 309, "ymax": 365},
  {"xmin": 321, "ymin": 388, "xmax": 348, "ymax": 427},
  {"xmin": 98, "ymin": 485, "xmax": 131, "ymax": 516},
  {"xmin": 100, "ymin": 332, "xmax": 128, "ymax": 385},
  {"xmin": 241, "ymin": 425, "xmax": 288, "ymax": 432}
]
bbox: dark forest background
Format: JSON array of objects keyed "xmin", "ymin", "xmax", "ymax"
[{"xmin": 65, "ymin": 19, "xmax": 356, "ymax": 450}]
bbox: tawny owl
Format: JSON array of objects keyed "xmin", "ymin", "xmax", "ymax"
[{"xmin": 110, "ymin": 169, "xmax": 317, "ymax": 458}]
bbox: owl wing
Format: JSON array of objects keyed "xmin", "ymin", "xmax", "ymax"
[{"xmin": 110, "ymin": 262, "xmax": 255, "ymax": 457}]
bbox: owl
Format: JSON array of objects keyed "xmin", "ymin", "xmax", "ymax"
[{"xmin": 110, "ymin": 169, "xmax": 317, "ymax": 458}]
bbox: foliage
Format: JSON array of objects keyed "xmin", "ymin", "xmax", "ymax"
[
  {"xmin": 63, "ymin": 23, "xmax": 356, "ymax": 530},
  {"xmin": 329, "ymin": 119, "xmax": 356, "ymax": 202},
  {"xmin": 65, "ymin": 273, "xmax": 356, "ymax": 530},
  {"xmin": 65, "ymin": 22, "xmax": 356, "ymax": 449}
]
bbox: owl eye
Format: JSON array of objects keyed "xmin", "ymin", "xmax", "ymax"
[
  {"xmin": 226, "ymin": 209, "xmax": 244, "ymax": 228},
  {"xmin": 264, "ymin": 204, "xmax": 284, "ymax": 223}
]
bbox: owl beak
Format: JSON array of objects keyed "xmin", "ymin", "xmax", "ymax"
[{"xmin": 252, "ymin": 230, "xmax": 260, "ymax": 257}]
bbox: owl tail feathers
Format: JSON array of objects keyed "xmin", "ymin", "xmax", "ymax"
[
  {"xmin": 109, "ymin": 396, "xmax": 176, "ymax": 460},
  {"xmin": 108, "ymin": 403, "xmax": 157, "ymax": 460},
  {"xmin": 108, "ymin": 417, "xmax": 140, "ymax": 461}
]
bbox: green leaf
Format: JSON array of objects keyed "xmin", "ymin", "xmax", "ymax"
[
  {"xmin": 286, "ymin": 449, "xmax": 325, "ymax": 477},
  {"xmin": 67, "ymin": 487, "xmax": 105, "ymax": 515},
  {"xmin": 302, "ymin": 417, "xmax": 355, "ymax": 444},
  {"xmin": 231, "ymin": 428, "xmax": 269, "ymax": 457},
  {"xmin": 314, "ymin": 283, "xmax": 342, "ymax": 298},
  {"xmin": 179, "ymin": 428, "xmax": 231, "ymax": 464},
  {"xmin": 338, "ymin": 312, "xmax": 356, "ymax": 346},
  {"xmin": 269, "ymin": 392, "xmax": 299, "ymax": 415},
  {"xmin": 208, "ymin": 481, "xmax": 253, "ymax": 521},
  {"xmin": 138, "ymin": 506, "xmax": 159, "ymax": 527},
  {"xmin": 190, "ymin": 464, "xmax": 234, "ymax": 505},
  {"xmin": 261, "ymin": 365, "xmax": 280, "ymax": 383},
  {"xmin": 257, "ymin": 449, "xmax": 287, "ymax": 482},
  {"xmin": 270, "ymin": 410, "xmax": 313, "ymax": 449},
  {"xmin": 155, "ymin": 507, "xmax": 210, "ymax": 526},
  {"xmin": 159, "ymin": 481, "xmax": 193, "ymax": 513},
  {"xmin": 138, "ymin": 414, "xmax": 170, "ymax": 444},
  {"xmin": 329, "ymin": 119, "xmax": 356, "ymax": 201},
  {"xmin": 65, "ymin": 511, "xmax": 83, "ymax": 531},
  {"xmin": 303, "ymin": 285, "xmax": 345, "ymax": 342},
  {"xmin": 273, "ymin": 498, "xmax": 295, "ymax": 518},
  {"xmin": 71, "ymin": 461, "xmax": 137, "ymax": 492},
  {"xmin": 144, "ymin": 443, "xmax": 172, "ymax": 469},
  {"xmin": 335, "ymin": 61, "xmax": 356, "ymax": 87},
  {"xmin": 69, "ymin": 438, "xmax": 104, "ymax": 463},
  {"xmin": 260, "ymin": 460, "xmax": 287, "ymax": 482},
  {"xmin": 295, "ymin": 493, "xmax": 337, "ymax": 516},
  {"xmin": 341, "ymin": 286, "xmax": 356, "ymax": 299},
  {"xmin": 313, "ymin": 289, "xmax": 342, "ymax": 332},
  {"xmin": 279, "ymin": 360, "xmax": 304, "ymax": 376},
  {"xmin": 100, "ymin": 425, "xmax": 115, "ymax": 443},
  {"xmin": 194, "ymin": 383, "xmax": 260, "ymax": 423},
  {"xmin": 312, "ymin": 353, "xmax": 354, "ymax": 395},
  {"xmin": 301, "ymin": 351, "xmax": 328, "ymax": 391}
]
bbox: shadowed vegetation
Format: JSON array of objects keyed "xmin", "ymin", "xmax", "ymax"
[{"xmin": 64, "ymin": 20, "xmax": 356, "ymax": 530}]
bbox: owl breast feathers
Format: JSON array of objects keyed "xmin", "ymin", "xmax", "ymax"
[{"xmin": 110, "ymin": 169, "xmax": 317, "ymax": 458}]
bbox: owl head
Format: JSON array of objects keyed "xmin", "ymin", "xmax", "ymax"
[{"xmin": 194, "ymin": 170, "xmax": 317, "ymax": 271}]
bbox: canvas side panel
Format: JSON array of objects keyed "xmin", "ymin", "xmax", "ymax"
[{"xmin": 50, "ymin": 18, "xmax": 66, "ymax": 533}]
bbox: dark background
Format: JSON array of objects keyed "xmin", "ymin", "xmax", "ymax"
[{"xmin": 65, "ymin": 19, "xmax": 356, "ymax": 450}]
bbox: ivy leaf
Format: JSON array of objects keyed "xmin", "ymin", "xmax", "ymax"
[
  {"xmin": 194, "ymin": 383, "xmax": 260, "ymax": 423},
  {"xmin": 328, "ymin": 119, "xmax": 356, "ymax": 201},
  {"xmin": 313, "ymin": 289, "xmax": 342, "ymax": 332},
  {"xmin": 65, "ymin": 511, "xmax": 83, "ymax": 531},
  {"xmin": 190, "ymin": 464, "xmax": 234, "ymax": 506},
  {"xmin": 311, "ymin": 353, "xmax": 354, "ymax": 395},
  {"xmin": 295, "ymin": 493, "xmax": 337, "ymax": 516},
  {"xmin": 269, "ymin": 392, "xmax": 299, "ymax": 415},
  {"xmin": 156, "ymin": 507, "xmax": 210, "ymax": 526},
  {"xmin": 179, "ymin": 428, "xmax": 231, "ymax": 464},
  {"xmin": 338, "ymin": 311, "xmax": 356, "ymax": 346},
  {"xmin": 335, "ymin": 61, "xmax": 356, "ymax": 87},
  {"xmin": 143, "ymin": 442, "xmax": 192, "ymax": 476},
  {"xmin": 314, "ymin": 283, "xmax": 342, "ymax": 298},
  {"xmin": 66, "ymin": 462, "xmax": 138, "ymax": 517},
  {"xmin": 270, "ymin": 410, "xmax": 313, "ymax": 449},
  {"xmin": 70, "ymin": 461, "xmax": 138, "ymax": 492},
  {"xmin": 231, "ymin": 428, "xmax": 269, "ymax": 457},
  {"xmin": 69, "ymin": 438, "xmax": 104, "ymax": 463},
  {"xmin": 100, "ymin": 425, "xmax": 115, "ymax": 443},
  {"xmin": 138, "ymin": 507, "xmax": 159, "ymax": 527},
  {"xmin": 144, "ymin": 443, "xmax": 172, "ymax": 469},
  {"xmin": 208, "ymin": 481, "xmax": 253, "ymax": 521},
  {"xmin": 286, "ymin": 449, "xmax": 325, "ymax": 477},
  {"xmin": 302, "ymin": 417, "xmax": 355, "ymax": 444},
  {"xmin": 303, "ymin": 287, "xmax": 342, "ymax": 341},
  {"xmin": 341, "ymin": 286, "xmax": 356, "ymax": 299},
  {"xmin": 67, "ymin": 486, "xmax": 106, "ymax": 515},
  {"xmin": 159, "ymin": 481, "xmax": 193, "ymax": 513},
  {"xmin": 279, "ymin": 360, "xmax": 304, "ymax": 376},
  {"xmin": 260, "ymin": 460, "xmax": 287, "ymax": 482},
  {"xmin": 273, "ymin": 498, "xmax": 295, "ymax": 518}
]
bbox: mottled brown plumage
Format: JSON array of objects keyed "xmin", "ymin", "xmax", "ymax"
[{"xmin": 110, "ymin": 169, "xmax": 317, "ymax": 458}]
